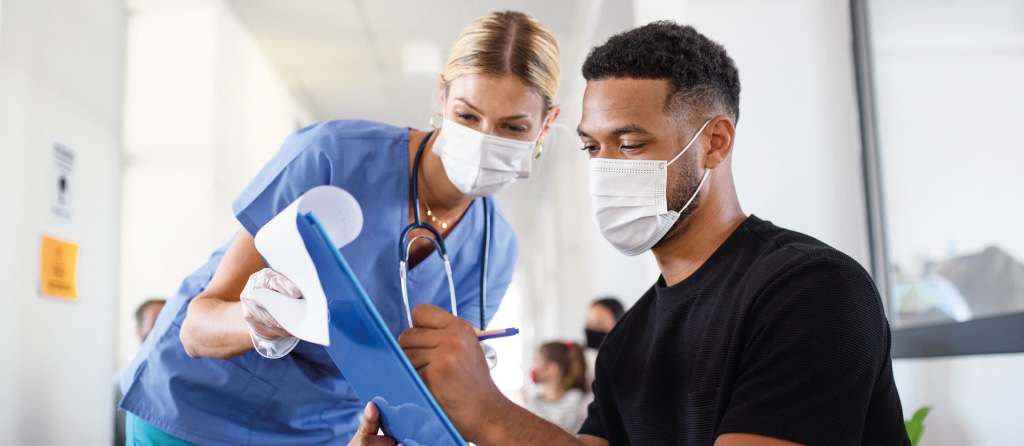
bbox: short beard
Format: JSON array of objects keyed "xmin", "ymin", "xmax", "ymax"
[{"xmin": 651, "ymin": 152, "xmax": 704, "ymax": 249}]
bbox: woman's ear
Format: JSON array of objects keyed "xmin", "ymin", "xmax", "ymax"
[
  {"xmin": 703, "ymin": 115, "xmax": 735, "ymax": 170},
  {"xmin": 437, "ymin": 74, "xmax": 448, "ymax": 107},
  {"xmin": 538, "ymin": 105, "xmax": 562, "ymax": 146}
]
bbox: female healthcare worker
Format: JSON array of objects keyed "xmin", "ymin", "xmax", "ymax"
[{"xmin": 118, "ymin": 10, "xmax": 562, "ymax": 445}]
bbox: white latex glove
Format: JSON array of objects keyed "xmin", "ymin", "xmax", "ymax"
[{"xmin": 240, "ymin": 268, "xmax": 302, "ymax": 358}]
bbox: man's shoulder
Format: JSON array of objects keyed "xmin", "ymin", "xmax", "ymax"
[
  {"xmin": 742, "ymin": 215, "xmax": 870, "ymax": 284},
  {"xmin": 738, "ymin": 217, "xmax": 884, "ymax": 330}
]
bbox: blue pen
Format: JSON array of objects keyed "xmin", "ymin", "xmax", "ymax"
[{"xmin": 476, "ymin": 327, "xmax": 520, "ymax": 341}]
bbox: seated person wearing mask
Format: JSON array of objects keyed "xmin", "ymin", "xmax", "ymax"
[
  {"xmin": 350, "ymin": 21, "xmax": 910, "ymax": 446},
  {"xmin": 584, "ymin": 297, "xmax": 624, "ymax": 350}
]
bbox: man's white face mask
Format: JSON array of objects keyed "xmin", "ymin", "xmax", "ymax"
[
  {"xmin": 588, "ymin": 119, "xmax": 713, "ymax": 256},
  {"xmin": 432, "ymin": 112, "xmax": 541, "ymax": 197}
]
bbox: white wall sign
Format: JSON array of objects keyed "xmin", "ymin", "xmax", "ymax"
[{"xmin": 50, "ymin": 141, "xmax": 75, "ymax": 222}]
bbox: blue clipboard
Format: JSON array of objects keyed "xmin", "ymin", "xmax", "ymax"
[{"xmin": 297, "ymin": 211, "xmax": 465, "ymax": 446}]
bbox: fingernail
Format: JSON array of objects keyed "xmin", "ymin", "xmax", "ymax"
[{"xmin": 364, "ymin": 402, "xmax": 372, "ymax": 418}]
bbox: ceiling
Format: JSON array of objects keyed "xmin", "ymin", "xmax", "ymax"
[{"xmin": 226, "ymin": 0, "xmax": 620, "ymax": 125}]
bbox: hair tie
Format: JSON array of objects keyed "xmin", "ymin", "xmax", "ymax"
[{"xmin": 565, "ymin": 340, "xmax": 576, "ymax": 349}]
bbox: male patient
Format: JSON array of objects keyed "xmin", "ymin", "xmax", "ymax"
[{"xmin": 352, "ymin": 21, "xmax": 910, "ymax": 446}]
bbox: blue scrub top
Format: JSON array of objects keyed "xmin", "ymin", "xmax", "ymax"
[{"xmin": 119, "ymin": 120, "xmax": 518, "ymax": 445}]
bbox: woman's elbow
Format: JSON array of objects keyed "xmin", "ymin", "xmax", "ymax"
[{"xmin": 179, "ymin": 310, "xmax": 203, "ymax": 358}]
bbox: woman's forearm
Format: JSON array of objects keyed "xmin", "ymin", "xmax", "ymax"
[
  {"xmin": 179, "ymin": 229, "xmax": 268, "ymax": 359},
  {"xmin": 180, "ymin": 293, "xmax": 253, "ymax": 359}
]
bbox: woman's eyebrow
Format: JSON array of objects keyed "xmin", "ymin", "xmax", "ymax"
[{"xmin": 453, "ymin": 97, "xmax": 531, "ymax": 121}]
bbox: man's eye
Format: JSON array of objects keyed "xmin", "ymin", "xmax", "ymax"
[
  {"xmin": 620, "ymin": 144, "xmax": 644, "ymax": 150},
  {"xmin": 581, "ymin": 145, "xmax": 599, "ymax": 154}
]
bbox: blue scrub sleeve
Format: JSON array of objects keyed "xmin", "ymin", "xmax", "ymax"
[{"xmin": 232, "ymin": 132, "xmax": 335, "ymax": 236}]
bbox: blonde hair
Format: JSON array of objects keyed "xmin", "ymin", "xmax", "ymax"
[{"xmin": 444, "ymin": 11, "xmax": 560, "ymax": 112}]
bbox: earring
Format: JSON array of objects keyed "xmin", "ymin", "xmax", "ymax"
[
  {"xmin": 533, "ymin": 144, "xmax": 543, "ymax": 160},
  {"xmin": 429, "ymin": 113, "xmax": 443, "ymax": 130}
]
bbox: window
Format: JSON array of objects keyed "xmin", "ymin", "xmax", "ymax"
[{"xmin": 853, "ymin": 0, "xmax": 1024, "ymax": 356}]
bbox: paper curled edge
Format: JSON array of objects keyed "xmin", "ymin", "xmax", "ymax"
[{"xmin": 251, "ymin": 185, "xmax": 364, "ymax": 346}]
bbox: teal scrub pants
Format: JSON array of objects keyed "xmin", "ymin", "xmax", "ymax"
[{"xmin": 125, "ymin": 412, "xmax": 195, "ymax": 446}]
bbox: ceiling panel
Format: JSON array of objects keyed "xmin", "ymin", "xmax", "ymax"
[{"xmin": 227, "ymin": 0, "xmax": 596, "ymax": 123}]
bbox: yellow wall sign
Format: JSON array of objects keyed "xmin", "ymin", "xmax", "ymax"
[{"xmin": 40, "ymin": 235, "xmax": 79, "ymax": 300}]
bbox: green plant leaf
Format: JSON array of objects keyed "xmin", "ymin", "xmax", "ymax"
[
  {"xmin": 904, "ymin": 406, "xmax": 931, "ymax": 446},
  {"xmin": 911, "ymin": 406, "xmax": 931, "ymax": 423}
]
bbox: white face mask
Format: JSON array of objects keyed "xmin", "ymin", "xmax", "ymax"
[
  {"xmin": 432, "ymin": 117, "xmax": 539, "ymax": 197},
  {"xmin": 588, "ymin": 120, "xmax": 713, "ymax": 256}
]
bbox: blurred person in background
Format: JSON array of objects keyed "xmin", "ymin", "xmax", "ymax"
[
  {"xmin": 134, "ymin": 298, "xmax": 165, "ymax": 342},
  {"xmin": 584, "ymin": 297, "xmax": 624, "ymax": 350},
  {"xmin": 118, "ymin": 10, "xmax": 562, "ymax": 445},
  {"xmin": 115, "ymin": 298, "xmax": 166, "ymax": 446},
  {"xmin": 580, "ymin": 297, "xmax": 624, "ymax": 424},
  {"xmin": 526, "ymin": 341, "xmax": 588, "ymax": 433}
]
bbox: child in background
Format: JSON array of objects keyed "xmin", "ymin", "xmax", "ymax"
[{"xmin": 526, "ymin": 341, "xmax": 588, "ymax": 433}]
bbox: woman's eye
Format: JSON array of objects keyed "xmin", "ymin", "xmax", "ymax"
[
  {"xmin": 456, "ymin": 112, "xmax": 477, "ymax": 122},
  {"xmin": 505, "ymin": 124, "xmax": 527, "ymax": 133}
]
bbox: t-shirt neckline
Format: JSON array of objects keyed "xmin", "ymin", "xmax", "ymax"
[{"xmin": 653, "ymin": 214, "xmax": 763, "ymax": 303}]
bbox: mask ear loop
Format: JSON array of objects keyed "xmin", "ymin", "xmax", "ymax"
[{"xmin": 667, "ymin": 119, "xmax": 713, "ymax": 166}]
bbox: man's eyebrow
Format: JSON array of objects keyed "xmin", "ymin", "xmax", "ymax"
[
  {"xmin": 577, "ymin": 124, "xmax": 652, "ymax": 138},
  {"xmin": 612, "ymin": 124, "xmax": 652, "ymax": 135}
]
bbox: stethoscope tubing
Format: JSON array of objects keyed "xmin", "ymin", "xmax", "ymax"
[{"xmin": 400, "ymin": 130, "xmax": 489, "ymax": 329}]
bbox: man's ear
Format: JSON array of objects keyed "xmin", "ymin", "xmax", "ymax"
[{"xmin": 703, "ymin": 115, "xmax": 735, "ymax": 169}]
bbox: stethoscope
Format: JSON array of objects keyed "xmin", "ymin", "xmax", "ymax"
[{"xmin": 399, "ymin": 130, "xmax": 490, "ymax": 330}]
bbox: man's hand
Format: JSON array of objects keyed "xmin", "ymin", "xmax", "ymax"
[{"xmin": 398, "ymin": 304, "xmax": 509, "ymax": 444}]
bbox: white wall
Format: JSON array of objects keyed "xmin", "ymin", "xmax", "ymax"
[
  {"xmin": 894, "ymin": 353, "xmax": 1024, "ymax": 445},
  {"xmin": 0, "ymin": 0, "xmax": 125, "ymax": 444},
  {"xmin": 117, "ymin": 0, "xmax": 311, "ymax": 366}
]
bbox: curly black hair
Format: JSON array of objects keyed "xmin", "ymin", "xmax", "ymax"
[{"xmin": 582, "ymin": 21, "xmax": 740, "ymax": 123}]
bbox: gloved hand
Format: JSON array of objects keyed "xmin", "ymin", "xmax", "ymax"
[{"xmin": 240, "ymin": 268, "xmax": 302, "ymax": 358}]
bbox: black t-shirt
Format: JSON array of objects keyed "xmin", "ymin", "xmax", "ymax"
[{"xmin": 579, "ymin": 216, "xmax": 910, "ymax": 445}]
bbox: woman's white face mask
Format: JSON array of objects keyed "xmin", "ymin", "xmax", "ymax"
[
  {"xmin": 432, "ymin": 113, "xmax": 542, "ymax": 197},
  {"xmin": 588, "ymin": 119, "xmax": 713, "ymax": 256}
]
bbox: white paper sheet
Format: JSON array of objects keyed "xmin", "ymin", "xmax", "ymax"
[{"xmin": 252, "ymin": 185, "xmax": 364, "ymax": 346}]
